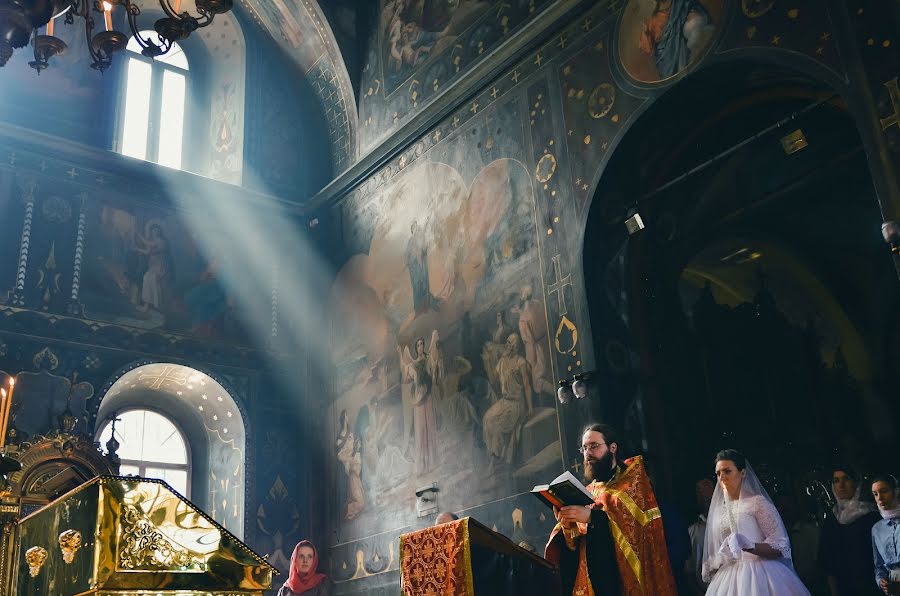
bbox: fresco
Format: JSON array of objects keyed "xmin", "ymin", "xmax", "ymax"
[
  {"xmin": 80, "ymin": 202, "xmax": 246, "ymax": 342},
  {"xmin": 329, "ymin": 106, "xmax": 562, "ymax": 543},
  {"xmin": 617, "ymin": 0, "xmax": 723, "ymax": 84},
  {"xmin": 358, "ymin": 0, "xmax": 556, "ymax": 152},
  {"xmin": 379, "ymin": 0, "xmax": 491, "ymax": 93}
]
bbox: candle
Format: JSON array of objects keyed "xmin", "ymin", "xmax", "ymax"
[
  {"xmin": 174, "ymin": 0, "xmax": 182, "ymax": 13},
  {"xmin": 47, "ymin": 16, "xmax": 54, "ymax": 37},
  {"xmin": 0, "ymin": 379, "xmax": 12, "ymax": 450},
  {"xmin": 0, "ymin": 389, "xmax": 5, "ymax": 450},
  {"xmin": 103, "ymin": 1, "xmax": 112, "ymax": 32}
]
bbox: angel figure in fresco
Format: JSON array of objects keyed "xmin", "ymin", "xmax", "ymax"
[
  {"xmin": 398, "ymin": 335, "xmax": 438, "ymax": 475},
  {"xmin": 134, "ymin": 222, "xmax": 173, "ymax": 312},
  {"xmin": 638, "ymin": 0, "xmax": 715, "ymax": 79},
  {"xmin": 335, "ymin": 410, "xmax": 365, "ymax": 520}
]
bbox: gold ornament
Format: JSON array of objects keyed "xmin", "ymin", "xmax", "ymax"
[
  {"xmin": 58, "ymin": 529, "xmax": 82, "ymax": 564},
  {"xmin": 25, "ymin": 546, "xmax": 48, "ymax": 577}
]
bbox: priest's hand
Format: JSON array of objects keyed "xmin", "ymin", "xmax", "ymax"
[{"xmin": 557, "ymin": 505, "xmax": 592, "ymax": 525}]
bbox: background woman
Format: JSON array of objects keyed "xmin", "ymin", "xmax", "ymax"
[
  {"xmin": 871, "ymin": 475, "xmax": 900, "ymax": 596},
  {"xmin": 278, "ymin": 540, "xmax": 333, "ymax": 596},
  {"xmin": 818, "ymin": 465, "xmax": 880, "ymax": 596}
]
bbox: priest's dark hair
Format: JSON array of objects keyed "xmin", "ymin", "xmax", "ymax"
[
  {"xmin": 714, "ymin": 449, "xmax": 747, "ymax": 470},
  {"xmin": 582, "ymin": 422, "xmax": 621, "ymax": 452}
]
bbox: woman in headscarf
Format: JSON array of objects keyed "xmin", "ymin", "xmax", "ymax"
[
  {"xmin": 277, "ymin": 540, "xmax": 333, "ymax": 596},
  {"xmin": 871, "ymin": 475, "xmax": 900, "ymax": 596},
  {"xmin": 817, "ymin": 465, "xmax": 881, "ymax": 596}
]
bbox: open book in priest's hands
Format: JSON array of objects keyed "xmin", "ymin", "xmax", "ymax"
[{"xmin": 530, "ymin": 470, "xmax": 596, "ymax": 510}]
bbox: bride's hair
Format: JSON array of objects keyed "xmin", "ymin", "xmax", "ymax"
[{"xmin": 714, "ymin": 449, "xmax": 746, "ymax": 470}]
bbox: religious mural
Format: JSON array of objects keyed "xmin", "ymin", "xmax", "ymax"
[
  {"xmin": 617, "ymin": 0, "xmax": 723, "ymax": 84},
  {"xmin": 329, "ymin": 104, "xmax": 561, "ymax": 543},
  {"xmin": 379, "ymin": 0, "xmax": 491, "ymax": 93},
  {"xmin": 359, "ymin": 0, "xmax": 555, "ymax": 152},
  {"xmin": 80, "ymin": 202, "xmax": 246, "ymax": 342}
]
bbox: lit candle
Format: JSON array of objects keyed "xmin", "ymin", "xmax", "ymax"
[
  {"xmin": 0, "ymin": 389, "xmax": 5, "ymax": 449},
  {"xmin": 0, "ymin": 379, "xmax": 12, "ymax": 450},
  {"xmin": 47, "ymin": 16, "xmax": 55, "ymax": 37},
  {"xmin": 103, "ymin": 1, "xmax": 113, "ymax": 32},
  {"xmin": 174, "ymin": 0, "xmax": 182, "ymax": 13}
]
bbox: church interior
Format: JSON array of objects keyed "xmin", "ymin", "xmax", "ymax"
[{"xmin": 0, "ymin": 0, "xmax": 899, "ymax": 595}]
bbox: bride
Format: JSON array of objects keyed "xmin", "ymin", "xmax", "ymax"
[{"xmin": 701, "ymin": 449, "xmax": 811, "ymax": 596}]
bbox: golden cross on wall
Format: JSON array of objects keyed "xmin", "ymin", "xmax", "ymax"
[{"xmin": 548, "ymin": 254, "xmax": 574, "ymax": 315}]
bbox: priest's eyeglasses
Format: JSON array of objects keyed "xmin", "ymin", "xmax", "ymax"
[{"xmin": 578, "ymin": 442, "xmax": 606, "ymax": 455}]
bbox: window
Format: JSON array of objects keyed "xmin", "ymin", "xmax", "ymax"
[
  {"xmin": 96, "ymin": 409, "xmax": 191, "ymax": 497},
  {"xmin": 117, "ymin": 32, "xmax": 189, "ymax": 169}
]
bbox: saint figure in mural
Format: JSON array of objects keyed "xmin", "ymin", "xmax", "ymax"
[
  {"xmin": 435, "ymin": 352, "xmax": 477, "ymax": 434},
  {"xmin": 482, "ymin": 333, "xmax": 533, "ymax": 464},
  {"xmin": 135, "ymin": 223, "xmax": 173, "ymax": 312},
  {"xmin": 514, "ymin": 285, "xmax": 554, "ymax": 396},
  {"xmin": 638, "ymin": 0, "xmax": 715, "ymax": 79},
  {"xmin": 482, "ymin": 310, "xmax": 511, "ymax": 398},
  {"xmin": 335, "ymin": 410, "xmax": 365, "ymax": 520},
  {"xmin": 361, "ymin": 396, "xmax": 411, "ymax": 499},
  {"xmin": 405, "ymin": 220, "xmax": 439, "ymax": 315},
  {"xmin": 398, "ymin": 335, "xmax": 438, "ymax": 475},
  {"xmin": 185, "ymin": 259, "xmax": 230, "ymax": 336}
]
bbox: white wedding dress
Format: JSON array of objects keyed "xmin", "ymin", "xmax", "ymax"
[{"xmin": 702, "ymin": 463, "xmax": 811, "ymax": 596}]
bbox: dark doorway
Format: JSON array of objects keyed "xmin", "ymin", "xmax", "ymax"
[{"xmin": 583, "ymin": 61, "xmax": 898, "ymax": 506}]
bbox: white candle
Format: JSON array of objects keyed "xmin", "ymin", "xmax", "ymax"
[{"xmin": 103, "ymin": 1, "xmax": 112, "ymax": 32}]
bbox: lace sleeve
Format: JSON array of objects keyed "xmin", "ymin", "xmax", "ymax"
[{"xmin": 752, "ymin": 497, "xmax": 791, "ymax": 559}]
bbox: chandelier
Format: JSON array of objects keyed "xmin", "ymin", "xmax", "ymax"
[{"xmin": 0, "ymin": 0, "xmax": 233, "ymax": 73}]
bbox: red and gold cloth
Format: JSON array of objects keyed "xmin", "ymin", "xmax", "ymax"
[
  {"xmin": 544, "ymin": 456, "xmax": 677, "ymax": 596},
  {"xmin": 400, "ymin": 518, "xmax": 475, "ymax": 596}
]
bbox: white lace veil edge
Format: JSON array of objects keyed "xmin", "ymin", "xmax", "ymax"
[{"xmin": 700, "ymin": 460, "xmax": 788, "ymax": 583}]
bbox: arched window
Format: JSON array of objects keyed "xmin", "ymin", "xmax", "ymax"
[
  {"xmin": 117, "ymin": 31, "xmax": 189, "ymax": 169},
  {"xmin": 96, "ymin": 409, "xmax": 191, "ymax": 497}
]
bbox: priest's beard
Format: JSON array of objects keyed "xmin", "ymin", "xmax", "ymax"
[{"xmin": 584, "ymin": 451, "xmax": 615, "ymax": 483}]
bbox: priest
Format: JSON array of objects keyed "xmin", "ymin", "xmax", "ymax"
[{"xmin": 544, "ymin": 423, "xmax": 677, "ymax": 596}]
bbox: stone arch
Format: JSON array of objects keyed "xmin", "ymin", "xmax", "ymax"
[
  {"xmin": 576, "ymin": 51, "xmax": 893, "ymax": 487},
  {"xmin": 580, "ymin": 48, "xmax": 869, "ymax": 238},
  {"xmin": 94, "ymin": 361, "xmax": 249, "ymax": 539}
]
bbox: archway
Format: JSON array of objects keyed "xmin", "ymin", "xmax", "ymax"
[
  {"xmin": 95, "ymin": 362, "xmax": 248, "ymax": 538},
  {"xmin": 582, "ymin": 59, "xmax": 899, "ymax": 499}
]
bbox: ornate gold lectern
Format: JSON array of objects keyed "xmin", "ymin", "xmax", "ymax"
[{"xmin": 12, "ymin": 476, "xmax": 275, "ymax": 595}]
